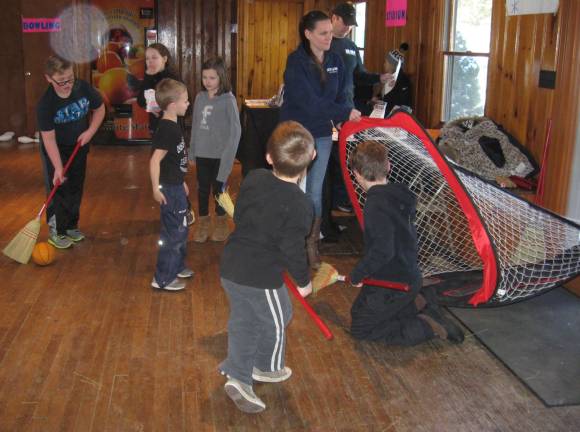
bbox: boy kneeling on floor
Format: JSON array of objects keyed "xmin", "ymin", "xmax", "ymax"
[{"xmin": 349, "ymin": 140, "xmax": 464, "ymax": 346}]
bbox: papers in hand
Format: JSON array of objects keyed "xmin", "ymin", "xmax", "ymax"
[
  {"xmin": 144, "ymin": 89, "xmax": 160, "ymax": 113},
  {"xmin": 381, "ymin": 59, "xmax": 402, "ymax": 97},
  {"xmin": 370, "ymin": 101, "xmax": 387, "ymax": 119}
]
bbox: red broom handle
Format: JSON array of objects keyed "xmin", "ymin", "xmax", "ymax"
[
  {"xmin": 283, "ymin": 272, "xmax": 334, "ymax": 340},
  {"xmin": 535, "ymin": 118, "xmax": 552, "ymax": 206},
  {"xmin": 37, "ymin": 140, "xmax": 82, "ymax": 219},
  {"xmin": 363, "ymin": 278, "xmax": 409, "ymax": 292}
]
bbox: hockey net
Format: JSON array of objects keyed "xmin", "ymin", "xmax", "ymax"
[{"xmin": 339, "ymin": 113, "xmax": 580, "ymax": 307}]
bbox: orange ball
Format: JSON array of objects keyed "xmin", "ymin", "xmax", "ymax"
[{"xmin": 31, "ymin": 242, "xmax": 55, "ymax": 266}]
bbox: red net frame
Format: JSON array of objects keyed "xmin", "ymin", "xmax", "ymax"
[{"xmin": 339, "ymin": 112, "xmax": 580, "ymax": 307}]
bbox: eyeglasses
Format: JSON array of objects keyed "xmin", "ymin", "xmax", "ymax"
[{"xmin": 50, "ymin": 77, "xmax": 75, "ymax": 87}]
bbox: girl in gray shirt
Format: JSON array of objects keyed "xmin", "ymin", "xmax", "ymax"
[{"xmin": 189, "ymin": 57, "xmax": 241, "ymax": 242}]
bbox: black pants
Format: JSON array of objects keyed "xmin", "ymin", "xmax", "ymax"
[
  {"xmin": 40, "ymin": 143, "xmax": 89, "ymax": 236},
  {"xmin": 196, "ymin": 157, "xmax": 225, "ymax": 217},
  {"xmin": 350, "ymin": 281, "xmax": 434, "ymax": 346}
]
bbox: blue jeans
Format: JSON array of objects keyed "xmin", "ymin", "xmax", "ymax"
[
  {"xmin": 154, "ymin": 183, "xmax": 189, "ymax": 287},
  {"xmin": 306, "ymin": 136, "xmax": 333, "ymax": 217}
]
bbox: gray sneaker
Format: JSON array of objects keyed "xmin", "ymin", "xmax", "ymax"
[
  {"xmin": 151, "ymin": 278, "xmax": 186, "ymax": 291},
  {"xmin": 224, "ymin": 378, "xmax": 266, "ymax": 413},
  {"xmin": 177, "ymin": 268, "xmax": 194, "ymax": 278},
  {"xmin": 48, "ymin": 234, "xmax": 73, "ymax": 249},
  {"xmin": 252, "ymin": 366, "xmax": 292, "ymax": 383},
  {"xmin": 65, "ymin": 228, "xmax": 85, "ymax": 242}
]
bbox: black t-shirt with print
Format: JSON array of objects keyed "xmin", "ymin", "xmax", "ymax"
[
  {"xmin": 36, "ymin": 79, "xmax": 103, "ymax": 147},
  {"xmin": 152, "ymin": 119, "xmax": 188, "ymax": 185}
]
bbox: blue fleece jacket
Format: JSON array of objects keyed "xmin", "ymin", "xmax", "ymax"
[{"xmin": 280, "ymin": 45, "xmax": 352, "ymax": 138}]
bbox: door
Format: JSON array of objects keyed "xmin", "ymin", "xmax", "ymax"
[
  {"xmin": 20, "ymin": 0, "xmax": 83, "ymax": 135},
  {"xmin": 0, "ymin": 0, "xmax": 27, "ymax": 135}
]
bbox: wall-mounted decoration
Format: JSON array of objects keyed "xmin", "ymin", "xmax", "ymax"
[
  {"xmin": 22, "ymin": 18, "xmax": 61, "ymax": 33},
  {"xmin": 506, "ymin": 0, "xmax": 559, "ymax": 16},
  {"xmin": 385, "ymin": 0, "xmax": 407, "ymax": 27}
]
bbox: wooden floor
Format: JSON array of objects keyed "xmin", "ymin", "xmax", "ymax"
[{"xmin": 0, "ymin": 141, "xmax": 579, "ymax": 432}]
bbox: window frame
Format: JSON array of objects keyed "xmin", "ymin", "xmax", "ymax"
[
  {"xmin": 442, "ymin": 0, "xmax": 492, "ymax": 121},
  {"xmin": 349, "ymin": 1, "xmax": 367, "ymax": 62}
]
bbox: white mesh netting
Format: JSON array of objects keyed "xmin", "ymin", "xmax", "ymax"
[{"xmin": 340, "ymin": 116, "xmax": 580, "ymax": 306}]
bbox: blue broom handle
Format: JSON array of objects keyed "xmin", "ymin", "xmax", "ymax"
[{"xmin": 36, "ymin": 140, "xmax": 82, "ymax": 219}]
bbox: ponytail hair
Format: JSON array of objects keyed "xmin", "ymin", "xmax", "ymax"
[{"xmin": 299, "ymin": 10, "xmax": 330, "ymax": 83}]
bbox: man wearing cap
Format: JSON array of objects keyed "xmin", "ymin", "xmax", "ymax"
[{"xmin": 329, "ymin": 2, "xmax": 390, "ymax": 106}]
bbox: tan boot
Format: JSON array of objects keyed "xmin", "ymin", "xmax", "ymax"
[
  {"xmin": 193, "ymin": 215, "xmax": 211, "ymax": 243},
  {"xmin": 306, "ymin": 217, "xmax": 322, "ymax": 270},
  {"xmin": 211, "ymin": 215, "xmax": 230, "ymax": 242}
]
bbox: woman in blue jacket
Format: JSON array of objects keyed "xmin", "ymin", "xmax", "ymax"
[{"xmin": 280, "ymin": 10, "xmax": 361, "ymax": 269}]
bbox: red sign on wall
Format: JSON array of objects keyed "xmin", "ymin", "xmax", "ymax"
[
  {"xmin": 385, "ymin": 0, "xmax": 407, "ymax": 27},
  {"xmin": 22, "ymin": 18, "xmax": 61, "ymax": 33}
]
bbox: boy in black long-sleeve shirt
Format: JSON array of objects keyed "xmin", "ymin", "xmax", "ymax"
[
  {"xmin": 219, "ymin": 121, "xmax": 315, "ymax": 413},
  {"xmin": 349, "ymin": 140, "xmax": 464, "ymax": 346}
]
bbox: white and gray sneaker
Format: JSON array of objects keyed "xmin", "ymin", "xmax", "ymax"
[
  {"xmin": 48, "ymin": 234, "xmax": 73, "ymax": 249},
  {"xmin": 252, "ymin": 367, "xmax": 292, "ymax": 383},
  {"xmin": 177, "ymin": 268, "xmax": 195, "ymax": 278},
  {"xmin": 65, "ymin": 228, "xmax": 85, "ymax": 242},
  {"xmin": 151, "ymin": 278, "xmax": 186, "ymax": 291},
  {"xmin": 224, "ymin": 378, "xmax": 266, "ymax": 413}
]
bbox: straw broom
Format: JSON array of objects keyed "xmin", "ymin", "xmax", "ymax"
[
  {"xmin": 3, "ymin": 141, "xmax": 82, "ymax": 264},
  {"xmin": 216, "ymin": 190, "xmax": 235, "ymax": 218},
  {"xmin": 312, "ymin": 262, "xmax": 410, "ymax": 294}
]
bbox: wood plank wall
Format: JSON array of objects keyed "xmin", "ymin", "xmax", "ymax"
[
  {"xmin": 541, "ymin": 0, "xmax": 580, "ymax": 214},
  {"xmin": 236, "ymin": 0, "xmax": 341, "ymax": 102},
  {"xmin": 157, "ymin": 0, "xmax": 236, "ymax": 100}
]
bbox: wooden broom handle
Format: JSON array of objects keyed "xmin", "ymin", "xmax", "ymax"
[
  {"xmin": 37, "ymin": 140, "xmax": 82, "ymax": 219},
  {"xmin": 283, "ymin": 272, "xmax": 334, "ymax": 340}
]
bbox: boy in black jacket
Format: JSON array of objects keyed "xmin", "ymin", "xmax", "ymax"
[
  {"xmin": 349, "ymin": 141, "xmax": 464, "ymax": 346},
  {"xmin": 219, "ymin": 121, "xmax": 315, "ymax": 413}
]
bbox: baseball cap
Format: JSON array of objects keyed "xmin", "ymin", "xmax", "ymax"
[{"xmin": 332, "ymin": 2, "xmax": 357, "ymax": 26}]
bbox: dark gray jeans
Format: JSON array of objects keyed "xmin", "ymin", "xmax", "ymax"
[{"xmin": 219, "ymin": 278, "xmax": 293, "ymax": 385}]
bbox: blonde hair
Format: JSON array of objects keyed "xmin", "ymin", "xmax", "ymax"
[
  {"xmin": 45, "ymin": 55, "xmax": 72, "ymax": 76},
  {"xmin": 155, "ymin": 78, "xmax": 187, "ymax": 111},
  {"xmin": 267, "ymin": 121, "xmax": 315, "ymax": 177}
]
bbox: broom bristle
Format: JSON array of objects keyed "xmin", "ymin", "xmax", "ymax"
[
  {"xmin": 216, "ymin": 191, "xmax": 235, "ymax": 218},
  {"xmin": 2, "ymin": 218, "xmax": 41, "ymax": 264},
  {"xmin": 312, "ymin": 262, "xmax": 341, "ymax": 294}
]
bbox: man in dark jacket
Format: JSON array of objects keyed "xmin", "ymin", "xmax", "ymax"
[{"xmin": 348, "ymin": 140, "xmax": 464, "ymax": 346}]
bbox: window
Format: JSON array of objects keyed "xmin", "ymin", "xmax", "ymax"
[
  {"xmin": 442, "ymin": 0, "xmax": 493, "ymax": 121},
  {"xmin": 350, "ymin": 2, "xmax": 367, "ymax": 62}
]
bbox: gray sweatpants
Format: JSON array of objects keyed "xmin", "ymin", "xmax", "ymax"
[{"xmin": 219, "ymin": 278, "xmax": 293, "ymax": 385}]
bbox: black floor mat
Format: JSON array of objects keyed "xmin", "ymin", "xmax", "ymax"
[{"xmin": 449, "ymin": 288, "xmax": 580, "ymax": 406}]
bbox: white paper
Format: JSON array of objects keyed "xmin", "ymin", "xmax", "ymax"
[
  {"xmin": 144, "ymin": 89, "xmax": 160, "ymax": 113},
  {"xmin": 381, "ymin": 59, "xmax": 402, "ymax": 97},
  {"xmin": 369, "ymin": 101, "xmax": 387, "ymax": 118},
  {"xmin": 506, "ymin": 0, "xmax": 559, "ymax": 16}
]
